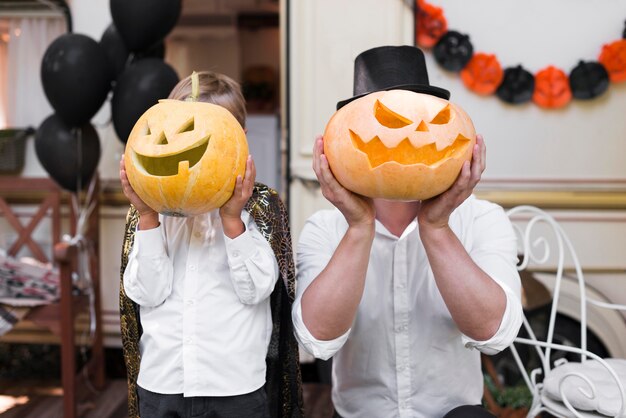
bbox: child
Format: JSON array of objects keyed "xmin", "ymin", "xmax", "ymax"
[{"xmin": 119, "ymin": 71, "xmax": 303, "ymax": 418}]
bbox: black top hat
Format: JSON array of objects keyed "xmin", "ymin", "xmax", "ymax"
[{"xmin": 336, "ymin": 45, "xmax": 450, "ymax": 110}]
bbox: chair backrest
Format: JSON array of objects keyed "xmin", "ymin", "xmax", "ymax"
[
  {"xmin": 0, "ymin": 177, "xmax": 62, "ymax": 263},
  {"xmin": 505, "ymin": 205, "xmax": 626, "ymax": 394}
]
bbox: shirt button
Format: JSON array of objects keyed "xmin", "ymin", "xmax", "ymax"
[
  {"xmin": 185, "ymin": 337, "xmax": 193, "ymax": 344},
  {"xmin": 189, "ymin": 265, "xmax": 196, "ymax": 271},
  {"xmin": 186, "ymin": 299, "xmax": 194, "ymax": 306},
  {"xmin": 194, "ymin": 231, "xmax": 202, "ymax": 239},
  {"xmin": 232, "ymin": 250, "xmax": 240, "ymax": 258}
]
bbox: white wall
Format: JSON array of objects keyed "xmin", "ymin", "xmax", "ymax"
[
  {"xmin": 424, "ymin": 0, "xmax": 626, "ymax": 184},
  {"xmin": 287, "ymin": 0, "xmax": 626, "ymax": 268}
]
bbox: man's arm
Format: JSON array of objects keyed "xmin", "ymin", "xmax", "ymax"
[
  {"xmin": 420, "ymin": 223, "xmax": 507, "ymax": 341},
  {"xmin": 418, "ymin": 135, "xmax": 521, "ymax": 343},
  {"xmin": 297, "ymin": 137, "xmax": 376, "ymax": 342}
]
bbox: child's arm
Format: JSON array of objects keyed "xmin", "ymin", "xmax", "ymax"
[
  {"xmin": 122, "ymin": 220, "xmax": 175, "ymax": 307},
  {"xmin": 120, "ymin": 156, "xmax": 174, "ymax": 307},
  {"xmin": 219, "ymin": 156, "xmax": 278, "ymax": 304},
  {"xmin": 224, "ymin": 211, "xmax": 279, "ymax": 305}
]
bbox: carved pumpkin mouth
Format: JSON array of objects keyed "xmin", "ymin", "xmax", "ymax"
[
  {"xmin": 349, "ymin": 130, "xmax": 471, "ymax": 168},
  {"xmin": 133, "ymin": 136, "xmax": 211, "ymax": 176}
]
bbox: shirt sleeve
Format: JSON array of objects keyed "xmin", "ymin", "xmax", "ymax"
[
  {"xmin": 462, "ymin": 203, "xmax": 524, "ymax": 355},
  {"xmin": 224, "ymin": 210, "xmax": 279, "ymax": 305},
  {"xmin": 292, "ymin": 210, "xmax": 351, "ymax": 360},
  {"xmin": 122, "ymin": 221, "xmax": 174, "ymax": 307}
]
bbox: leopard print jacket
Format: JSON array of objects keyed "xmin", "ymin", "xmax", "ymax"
[{"xmin": 119, "ymin": 184, "xmax": 304, "ymax": 417}]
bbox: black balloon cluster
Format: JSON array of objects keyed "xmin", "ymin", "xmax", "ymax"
[{"xmin": 36, "ymin": 0, "xmax": 181, "ymax": 192}]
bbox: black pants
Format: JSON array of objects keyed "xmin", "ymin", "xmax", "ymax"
[
  {"xmin": 333, "ymin": 405, "xmax": 495, "ymax": 418},
  {"xmin": 137, "ymin": 385, "xmax": 269, "ymax": 418}
]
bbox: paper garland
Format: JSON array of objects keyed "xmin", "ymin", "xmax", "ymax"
[{"xmin": 416, "ymin": 0, "xmax": 626, "ymax": 108}]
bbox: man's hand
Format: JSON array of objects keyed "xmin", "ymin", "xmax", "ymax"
[
  {"xmin": 417, "ymin": 134, "xmax": 486, "ymax": 231},
  {"xmin": 120, "ymin": 155, "xmax": 159, "ymax": 230},
  {"xmin": 313, "ymin": 136, "xmax": 375, "ymax": 230},
  {"xmin": 220, "ymin": 155, "xmax": 255, "ymax": 239}
]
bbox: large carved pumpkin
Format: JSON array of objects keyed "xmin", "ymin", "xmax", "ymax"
[
  {"xmin": 323, "ymin": 90, "xmax": 476, "ymax": 201},
  {"xmin": 124, "ymin": 99, "xmax": 248, "ymax": 216}
]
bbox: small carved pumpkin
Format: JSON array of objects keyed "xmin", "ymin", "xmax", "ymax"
[
  {"xmin": 124, "ymin": 99, "xmax": 248, "ymax": 216},
  {"xmin": 416, "ymin": 0, "xmax": 448, "ymax": 48},
  {"xmin": 598, "ymin": 39, "xmax": 626, "ymax": 83},
  {"xmin": 569, "ymin": 61, "xmax": 609, "ymax": 100},
  {"xmin": 532, "ymin": 66, "xmax": 572, "ymax": 109},
  {"xmin": 496, "ymin": 65, "xmax": 535, "ymax": 104},
  {"xmin": 434, "ymin": 31, "xmax": 474, "ymax": 72},
  {"xmin": 323, "ymin": 90, "xmax": 476, "ymax": 201},
  {"xmin": 460, "ymin": 53, "xmax": 504, "ymax": 95}
]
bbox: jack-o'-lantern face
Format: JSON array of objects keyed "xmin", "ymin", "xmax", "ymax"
[
  {"xmin": 323, "ymin": 90, "xmax": 476, "ymax": 200},
  {"xmin": 124, "ymin": 99, "xmax": 248, "ymax": 216}
]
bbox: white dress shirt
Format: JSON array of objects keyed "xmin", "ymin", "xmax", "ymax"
[
  {"xmin": 293, "ymin": 195, "xmax": 523, "ymax": 418},
  {"xmin": 123, "ymin": 209, "xmax": 279, "ymax": 397}
]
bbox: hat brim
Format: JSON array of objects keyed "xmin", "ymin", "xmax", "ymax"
[{"xmin": 336, "ymin": 84, "xmax": 451, "ymax": 110}]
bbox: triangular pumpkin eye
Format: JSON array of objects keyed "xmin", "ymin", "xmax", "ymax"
[
  {"xmin": 430, "ymin": 105, "xmax": 451, "ymax": 124},
  {"xmin": 374, "ymin": 100, "xmax": 413, "ymax": 128},
  {"xmin": 156, "ymin": 132, "xmax": 168, "ymax": 145},
  {"xmin": 141, "ymin": 120, "xmax": 151, "ymax": 136},
  {"xmin": 178, "ymin": 117, "xmax": 195, "ymax": 133}
]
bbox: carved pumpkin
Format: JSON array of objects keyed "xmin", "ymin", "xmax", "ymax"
[
  {"xmin": 323, "ymin": 90, "xmax": 476, "ymax": 201},
  {"xmin": 598, "ymin": 39, "xmax": 626, "ymax": 83},
  {"xmin": 124, "ymin": 99, "xmax": 248, "ymax": 216},
  {"xmin": 460, "ymin": 53, "xmax": 504, "ymax": 95},
  {"xmin": 416, "ymin": 0, "xmax": 448, "ymax": 48},
  {"xmin": 532, "ymin": 66, "xmax": 572, "ymax": 109}
]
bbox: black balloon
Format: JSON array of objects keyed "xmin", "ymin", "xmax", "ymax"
[
  {"xmin": 100, "ymin": 24, "xmax": 129, "ymax": 80},
  {"xmin": 139, "ymin": 41, "xmax": 166, "ymax": 60},
  {"xmin": 41, "ymin": 34, "xmax": 111, "ymax": 127},
  {"xmin": 569, "ymin": 61, "xmax": 609, "ymax": 100},
  {"xmin": 496, "ymin": 65, "xmax": 535, "ymax": 104},
  {"xmin": 110, "ymin": 0, "xmax": 181, "ymax": 52},
  {"xmin": 433, "ymin": 31, "xmax": 474, "ymax": 71},
  {"xmin": 35, "ymin": 114, "xmax": 101, "ymax": 192},
  {"xmin": 100, "ymin": 24, "xmax": 167, "ymax": 81},
  {"xmin": 623, "ymin": 20, "xmax": 626, "ymax": 39},
  {"xmin": 112, "ymin": 58, "xmax": 179, "ymax": 143}
]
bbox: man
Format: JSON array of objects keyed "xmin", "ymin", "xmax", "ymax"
[{"xmin": 292, "ymin": 46, "xmax": 523, "ymax": 418}]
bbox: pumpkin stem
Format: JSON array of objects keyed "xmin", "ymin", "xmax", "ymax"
[{"xmin": 187, "ymin": 71, "xmax": 200, "ymax": 102}]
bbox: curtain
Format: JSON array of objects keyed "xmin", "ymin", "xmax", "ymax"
[
  {"xmin": 0, "ymin": 24, "xmax": 7, "ymax": 128},
  {"xmin": 5, "ymin": 17, "xmax": 66, "ymax": 128}
]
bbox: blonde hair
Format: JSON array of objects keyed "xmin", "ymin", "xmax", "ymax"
[{"xmin": 168, "ymin": 71, "xmax": 247, "ymax": 128}]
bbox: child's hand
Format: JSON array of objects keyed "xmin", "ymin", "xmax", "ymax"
[
  {"xmin": 220, "ymin": 156, "xmax": 256, "ymax": 238},
  {"xmin": 120, "ymin": 155, "xmax": 159, "ymax": 229}
]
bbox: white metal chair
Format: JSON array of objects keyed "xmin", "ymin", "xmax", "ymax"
[{"xmin": 506, "ymin": 205, "xmax": 626, "ymax": 418}]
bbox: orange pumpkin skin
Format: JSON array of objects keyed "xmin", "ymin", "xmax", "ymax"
[
  {"xmin": 124, "ymin": 99, "xmax": 248, "ymax": 217},
  {"xmin": 323, "ymin": 90, "xmax": 476, "ymax": 201}
]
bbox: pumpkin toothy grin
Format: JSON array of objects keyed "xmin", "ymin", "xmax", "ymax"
[
  {"xmin": 134, "ymin": 136, "xmax": 210, "ymax": 176},
  {"xmin": 349, "ymin": 130, "xmax": 470, "ymax": 168}
]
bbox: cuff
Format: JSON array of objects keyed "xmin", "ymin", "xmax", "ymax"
[
  {"xmin": 225, "ymin": 229, "xmax": 258, "ymax": 265},
  {"xmin": 462, "ymin": 282, "xmax": 523, "ymax": 355},
  {"xmin": 135, "ymin": 225, "xmax": 166, "ymax": 257},
  {"xmin": 292, "ymin": 302, "xmax": 350, "ymax": 360}
]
